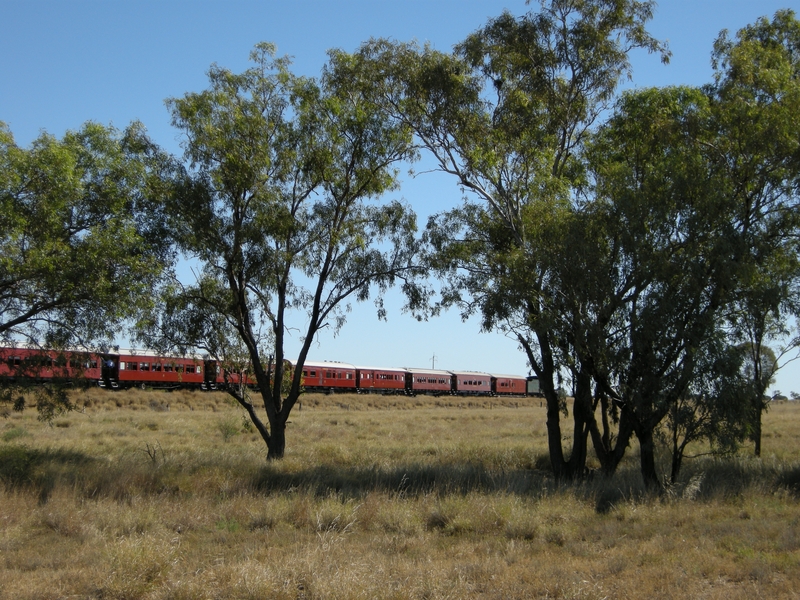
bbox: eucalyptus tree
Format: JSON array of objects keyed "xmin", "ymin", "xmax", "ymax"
[
  {"xmin": 580, "ymin": 85, "xmax": 739, "ymax": 486},
  {"xmin": 351, "ymin": 0, "xmax": 668, "ymax": 480},
  {"xmin": 153, "ymin": 43, "xmax": 419, "ymax": 459},
  {"xmin": 709, "ymin": 9, "xmax": 800, "ymax": 457},
  {"xmin": 0, "ymin": 121, "xmax": 173, "ymax": 417},
  {"xmin": 583, "ymin": 10, "xmax": 800, "ymax": 486}
]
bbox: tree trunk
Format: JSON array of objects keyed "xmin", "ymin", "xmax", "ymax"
[
  {"xmin": 267, "ymin": 421, "xmax": 286, "ymax": 460},
  {"xmin": 567, "ymin": 371, "xmax": 595, "ymax": 478},
  {"xmin": 546, "ymin": 391, "xmax": 567, "ymax": 480},
  {"xmin": 636, "ymin": 426, "xmax": 661, "ymax": 491},
  {"xmin": 670, "ymin": 442, "xmax": 682, "ymax": 485},
  {"xmin": 590, "ymin": 406, "xmax": 635, "ymax": 477},
  {"xmin": 753, "ymin": 403, "xmax": 762, "ymax": 458},
  {"xmin": 567, "ymin": 420, "xmax": 590, "ymax": 478}
]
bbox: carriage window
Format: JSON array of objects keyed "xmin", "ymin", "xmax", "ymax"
[
  {"xmin": 140, "ymin": 362, "xmax": 150, "ymax": 371},
  {"xmin": 309, "ymin": 370, "xmax": 316, "ymax": 377},
  {"xmin": 153, "ymin": 363, "xmax": 162, "ymax": 372},
  {"xmin": 164, "ymin": 364, "xmax": 173, "ymax": 372}
]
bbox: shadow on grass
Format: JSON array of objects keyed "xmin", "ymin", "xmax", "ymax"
[
  {"xmin": 0, "ymin": 445, "xmax": 94, "ymax": 486},
  {"xmin": 777, "ymin": 464, "xmax": 800, "ymax": 497},
  {"xmin": 4, "ymin": 443, "xmax": 800, "ymax": 509},
  {"xmin": 0, "ymin": 444, "xmax": 180, "ymax": 503},
  {"xmin": 0, "ymin": 445, "xmax": 97, "ymax": 503},
  {"xmin": 250, "ymin": 462, "xmax": 553, "ymax": 498}
]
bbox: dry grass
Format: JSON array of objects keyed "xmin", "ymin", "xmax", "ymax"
[{"xmin": 1, "ymin": 390, "xmax": 799, "ymax": 599}]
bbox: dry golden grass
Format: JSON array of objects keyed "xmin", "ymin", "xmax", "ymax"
[{"xmin": 1, "ymin": 390, "xmax": 799, "ymax": 599}]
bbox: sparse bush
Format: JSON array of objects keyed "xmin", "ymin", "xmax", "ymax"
[
  {"xmin": 1, "ymin": 427, "xmax": 30, "ymax": 442},
  {"xmin": 217, "ymin": 416, "xmax": 240, "ymax": 442}
]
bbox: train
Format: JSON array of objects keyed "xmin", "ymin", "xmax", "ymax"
[{"xmin": 0, "ymin": 346, "xmax": 540, "ymax": 397}]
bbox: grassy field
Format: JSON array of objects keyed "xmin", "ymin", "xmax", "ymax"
[{"xmin": 1, "ymin": 388, "xmax": 800, "ymax": 599}]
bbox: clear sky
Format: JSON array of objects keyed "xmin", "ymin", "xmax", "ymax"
[{"xmin": 2, "ymin": 0, "xmax": 798, "ymax": 394}]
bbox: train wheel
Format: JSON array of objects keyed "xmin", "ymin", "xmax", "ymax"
[{"xmin": 140, "ymin": 382, "xmax": 146, "ymax": 390}]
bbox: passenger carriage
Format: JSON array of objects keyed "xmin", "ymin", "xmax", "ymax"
[
  {"xmin": 404, "ymin": 367, "xmax": 454, "ymax": 396},
  {"xmin": 294, "ymin": 360, "xmax": 357, "ymax": 393},
  {"xmin": 490, "ymin": 373, "xmax": 528, "ymax": 396},
  {"xmin": 451, "ymin": 370, "xmax": 493, "ymax": 396},
  {"xmin": 353, "ymin": 365, "xmax": 406, "ymax": 394},
  {"xmin": 102, "ymin": 350, "xmax": 205, "ymax": 389},
  {"xmin": 0, "ymin": 346, "xmax": 102, "ymax": 383}
]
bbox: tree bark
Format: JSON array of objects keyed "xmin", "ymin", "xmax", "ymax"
[
  {"xmin": 752, "ymin": 402, "xmax": 763, "ymax": 458},
  {"xmin": 567, "ymin": 370, "xmax": 596, "ymax": 478},
  {"xmin": 545, "ymin": 391, "xmax": 567, "ymax": 480},
  {"xmin": 267, "ymin": 420, "xmax": 286, "ymax": 460},
  {"xmin": 636, "ymin": 426, "xmax": 661, "ymax": 491},
  {"xmin": 670, "ymin": 440, "xmax": 682, "ymax": 485}
]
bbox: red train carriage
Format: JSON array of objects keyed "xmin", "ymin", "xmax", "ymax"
[
  {"xmin": 104, "ymin": 350, "xmax": 205, "ymax": 389},
  {"xmin": 293, "ymin": 360, "xmax": 357, "ymax": 393},
  {"xmin": 354, "ymin": 365, "xmax": 406, "ymax": 394},
  {"xmin": 451, "ymin": 371, "xmax": 492, "ymax": 396},
  {"xmin": 0, "ymin": 347, "xmax": 102, "ymax": 383},
  {"xmin": 490, "ymin": 374, "xmax": 527, "ymax": 396},
  {"xmin": 404, "ymin": 367, "xmax": 454, "ymax": 396}
]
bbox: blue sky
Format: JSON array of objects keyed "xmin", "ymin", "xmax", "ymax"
[{"xmin": 2, "ymin": 0, "xmax": 798, "ymax": 393}]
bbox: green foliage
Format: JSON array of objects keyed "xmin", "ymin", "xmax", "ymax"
[{"xmin": 0, "ymin": 121, "xmax": 173, "ymax": 349}]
